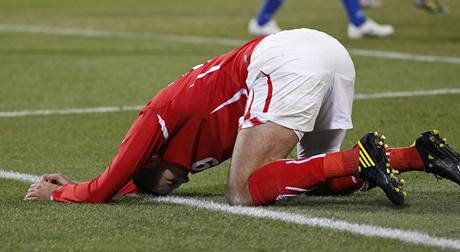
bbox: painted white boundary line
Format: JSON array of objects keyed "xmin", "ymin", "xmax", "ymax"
[
  {"xmin": 0, "ymin": 105, "xmax": 143, "ymax": 118},
  {"xmin": 349, "ymin": 49, "xmax": 460, "ymax": 65},
  {"xmin": 0, "ymin": 169, "xmax": 40, "ymax": 183},
  {"xmin": 152, "ymin": 196, "xmax": 460, "ymax": 250},
  {"xmin": 1, "ymin": 88, "xmax": 459, "ymax": 118},
  {"xmin": 1, "ymin": 24, "xmax": 460, "ymax": 65},
  {"xmin": 0, "ymin": 24, "xmax": 245, "ymax": 46},
  {"xmin": 353, "ymin": 88, "xmax": 460, "ymax": 100},
  {"xmin": 1, "ymin": 168, "xmax": 460, "ymax": 250}
]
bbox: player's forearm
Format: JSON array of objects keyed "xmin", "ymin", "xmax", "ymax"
[
  {"xmin": 51, "ymin": 170, "xmax": 142, "ymax": 203},
  {"xmin": 51, "ymin": 107, "xmax": 166, "ymax": 203},
  {"xmin": 51, "ymin": 180, "xmax": 117, "ymax": 203}
]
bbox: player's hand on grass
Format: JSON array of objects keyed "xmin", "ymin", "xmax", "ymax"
[
  {"xmin": 40, "ymin": 173, "xmax": 75, "ymax": 185},
  {"xmin": 24, "ymin": 182, "xmax": 62, "ymax": 201}
]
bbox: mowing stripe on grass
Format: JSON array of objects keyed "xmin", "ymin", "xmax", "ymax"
[
  {"xmin": 1, "ymin": 24, "xmax": 460, "ymax": 65},
  {"xmin": 1, "ymin": 88, "xmax": 459, "ymax": 118},
  {"xmin": 2, "ymin": 168, "xmax": 460, "ymax": 250}
]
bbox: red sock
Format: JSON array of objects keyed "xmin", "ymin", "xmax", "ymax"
[
  {"xmin": 247, "ymin": 147, "xmax": 359, "ymax": 205},
  {"xmin": 317, "ymin": 146, "xmax": 426, "ymax": 195},
  {"xmin": 386, "ymin": 147, "xmax": 425, "ymax": 173},
  {"xmin": 326, "ymin": 176, "xmax": 364, "ymax": 194}
]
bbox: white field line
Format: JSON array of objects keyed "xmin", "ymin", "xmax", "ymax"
[
  {"xmin": 1, "ymin": 88, "xmax": 459, "ymax": 118},
  {"xmin": 1, "ymin": 169, "xmax": 460, "ymax": 250},
  {"xmin": 0, "ymin": 169, "xmax": 40, "ymax": 183},
  {"xmin": 349, "ymin": 49, "xmax": 460, "ymax": 65},
  {"xmin": 0, "ymin": 105, "xmax": 143, "ymax": 118},
  {"xmin": 0, "ymin": 24, "xmax": 245, "ymax": 47},
  {"xmin": 1, "ymin": 24, "xmax": 460, "ymax": 65},
  {"xmin": 353, "ymin": 88, "xmax": 460, "ymax": 100},
  {"xmin": 152, "ymin": 196, "xmax": 460, "ymax": 250}
]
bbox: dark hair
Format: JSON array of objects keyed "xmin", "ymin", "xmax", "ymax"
[{"xmin": 133, "ymin": 169, "xmax": 163, "ymax": 196}]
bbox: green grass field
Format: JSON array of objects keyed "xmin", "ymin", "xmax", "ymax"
[{"xmin": 1, "ymin": 0, "xmax": 460, "ymax": 251}]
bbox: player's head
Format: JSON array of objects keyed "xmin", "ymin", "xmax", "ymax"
[{"xmin": 133, "ymin": 158, "xmax": 189, "ymax": 195}]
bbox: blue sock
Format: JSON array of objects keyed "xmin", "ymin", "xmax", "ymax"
[
  {"xmin": 256, "ymin": 0, "xmax": 284, "ymax": 26},
  {"xmin": 342, "ymin": 0, "xmax": 366, "ymax": 27}
]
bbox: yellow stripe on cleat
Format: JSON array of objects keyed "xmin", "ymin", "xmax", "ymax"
[
  {"xmin": 395, "ymin": 188, "xmax": 400, "ymax": 192},
  {"xmin": 359, "ymin": 158, "xmax": 368, "ymax": 168},
  {"xmin": 357, "ymin": 141, "xmax": 376, "ymax": 166},
  {"xmin": 433, "ymin": 129, "xmax": 439, "ymax": 135},
  {"xmin": 359, "ymin": 151, "xmax": 371, "ymax": 167}
]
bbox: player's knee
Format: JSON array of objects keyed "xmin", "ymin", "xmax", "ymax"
[
  {"xmin": 226, "ymin": 194, "xmax": 249, "ymax": 206},
  {"xmin": 225, "ymin": 187, "xmax": 253, "ymax": 206}
]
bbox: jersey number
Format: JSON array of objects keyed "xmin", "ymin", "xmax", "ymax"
[{"xmin": 191, "ymin": 157, "xmax": 219, "ymax": 172}]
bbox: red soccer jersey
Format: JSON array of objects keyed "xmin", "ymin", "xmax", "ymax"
[{"xmin": 51, "ymin": 36, "xmax": 265, "ymax": 203}]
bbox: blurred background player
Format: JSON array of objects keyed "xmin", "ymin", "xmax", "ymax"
[
  {"xmin": 360, "ymin": 0, "xmax": 449, "ymax": 13},
  {"xmin": 415, "ymin": 0, "xmax": 449, "ymax": 13},
  {"xmin": 248, "ymin": 0, "xmax": 394, "ymax": 39}
]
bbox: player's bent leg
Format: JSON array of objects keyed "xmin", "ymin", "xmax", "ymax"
[
  {"xmin": 226, "ymin": 122, "xmax": 298, "ymax": 206},
  {"xmin": 229, "ymin": 129, "xmax": 406, "ymax": 206},
  {"xmin": 237, "ymin": 126, "xmax": 361, "ymax": 205},
  {"xmin": 247, "ymin": 150, "xmax": 360, "ymax": 204}
]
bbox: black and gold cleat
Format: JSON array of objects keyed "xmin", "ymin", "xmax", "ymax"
[
  {"xmin": 415, "ymin": 130, "xmax": 460, "ymax": 185},
  {"xmin": 357, "ymin": 132, "xmax": 406, "ymax": 205}
]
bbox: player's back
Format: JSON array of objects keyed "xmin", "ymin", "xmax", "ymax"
[
  {"xmin": 147, "ymin": 36, "xmax": 265, "ymax": 173},
  {"xmin": 152, "ymin": 36, "xmax": 265, "ymax": 114}
]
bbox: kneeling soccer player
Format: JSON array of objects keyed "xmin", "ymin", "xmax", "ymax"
[{"xmin": 25, "ymin": 29, "xmax": 460, "ymax": 206}]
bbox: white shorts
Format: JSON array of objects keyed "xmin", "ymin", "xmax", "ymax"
[{"xmin": 239, "ymin": 28, "xmax": 355, "ymax": 139}]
